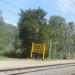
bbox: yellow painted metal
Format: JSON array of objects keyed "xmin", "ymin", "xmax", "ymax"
[
  {"xmin": 30, "ymin": 42, "xmax": 34, "ymax": 58},
  {"xmin": 43, "ymin": 44, "xmax": 46, "ymax": 60},
  {"xmin": 30, "ymin": 42, "xmax": 46, "ymax": 60}
]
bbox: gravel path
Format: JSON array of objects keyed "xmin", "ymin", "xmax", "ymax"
[{"xmin": 0, "ymin": 59, "xmax": 75, "ymax": 70}]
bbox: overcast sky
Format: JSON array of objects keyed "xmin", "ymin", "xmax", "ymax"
[{"xmin": 0, "ymin": 0, "xmax": 75, "ymax": 26}]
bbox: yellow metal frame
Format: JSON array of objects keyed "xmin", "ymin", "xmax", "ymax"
[{"xmin": 30, "ymin": 42, "xmax": 46, "ymax": 60}]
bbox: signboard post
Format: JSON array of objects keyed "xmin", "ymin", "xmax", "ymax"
[{"xmin": 30, "ymin": 42, "xmax": 46, "ymax": 60}]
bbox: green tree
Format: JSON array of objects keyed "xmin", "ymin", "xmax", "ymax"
[
  {"xmin": 18, "ymin": 8, "xmax": 48, "ymax": 57},
  {"xmin": 0, "ymin": 10, "xmax": 18, "ymax": 56},
  {"xmin": 0, "ymin": 10, "xmax": 4, "ymax": 50},
  {"xmin": 48, "ymin": 16, "xmax": 75, "ymax": 59},
  {"xmin": 49, "ymin": 16, "xmax": 67, "ymax": 59}
]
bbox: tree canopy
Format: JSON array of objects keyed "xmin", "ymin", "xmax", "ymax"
[
  {"xmin": 0, "ymin": 8, "xmax": 75, "ymax": 59},
  {"xmin": 18, "ymin": 8, "xmax": 75, "ymax": 59},
  {"xmin": 0, "ymin": 10, "xmax": 18, "ymax": 57}
]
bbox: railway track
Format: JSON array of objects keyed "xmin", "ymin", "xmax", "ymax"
[{"xmin": 0, "ymin": 63, "xmax": 75, "ymax": 75}]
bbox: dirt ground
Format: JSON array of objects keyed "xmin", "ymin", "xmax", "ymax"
[{"xmin": 0, "ymin": 59, "xmax": 75, "ymax": 70}]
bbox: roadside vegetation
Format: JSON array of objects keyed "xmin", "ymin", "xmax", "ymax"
[{"xmin": 0, "ymin": 8, "xmax": 75, "ymax": 60}]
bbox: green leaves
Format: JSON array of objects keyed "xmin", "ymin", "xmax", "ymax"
[
  {"xmin": 18, "ymin": 9, "xmax": 75, "ymax": 59},
  {"xmin": 18, "ymin": 8, "xmax": 48, "ymax": 57}
]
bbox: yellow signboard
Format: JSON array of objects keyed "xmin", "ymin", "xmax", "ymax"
[{"xmin": 30, "ymin": 42, "xmax": 46, "ymax": 60}]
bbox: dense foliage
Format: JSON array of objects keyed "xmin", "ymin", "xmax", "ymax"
[
  {"xmin": 0, "ymin": 11, "xmax": 18, "ymax": 57},
  {"xmin": 0, "ymin": 8, "xmax": 75, "ymax": 59},
  {"xmin": 18, "ymin": 8, "xmax": 75, "ymax": 59},
  {"xmin": 18, "ymin": 8, "xmax": 49, "ymax": 57}
]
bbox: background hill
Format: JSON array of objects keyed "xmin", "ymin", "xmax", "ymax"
[{"xmin": 0, "ymin": 20, "xmax": 18, "ymax": 56}]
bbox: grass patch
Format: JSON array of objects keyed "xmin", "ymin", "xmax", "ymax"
[
  {"xmin": 0, "ymin": 50, "xmax": 11, "ymax": 60},
  {"xmin": 0, "ymin": 56, "xmax": 10, "ymax": 60}
]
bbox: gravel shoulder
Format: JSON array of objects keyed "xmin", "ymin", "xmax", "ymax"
[{"xmin": 0, "ymin": 59, "xmax": 75, "ymax": 70}]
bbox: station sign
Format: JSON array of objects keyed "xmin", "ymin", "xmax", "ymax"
[{"xmin": 30, "ymin": 42, "xmax": 46, "ymax": 60}]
